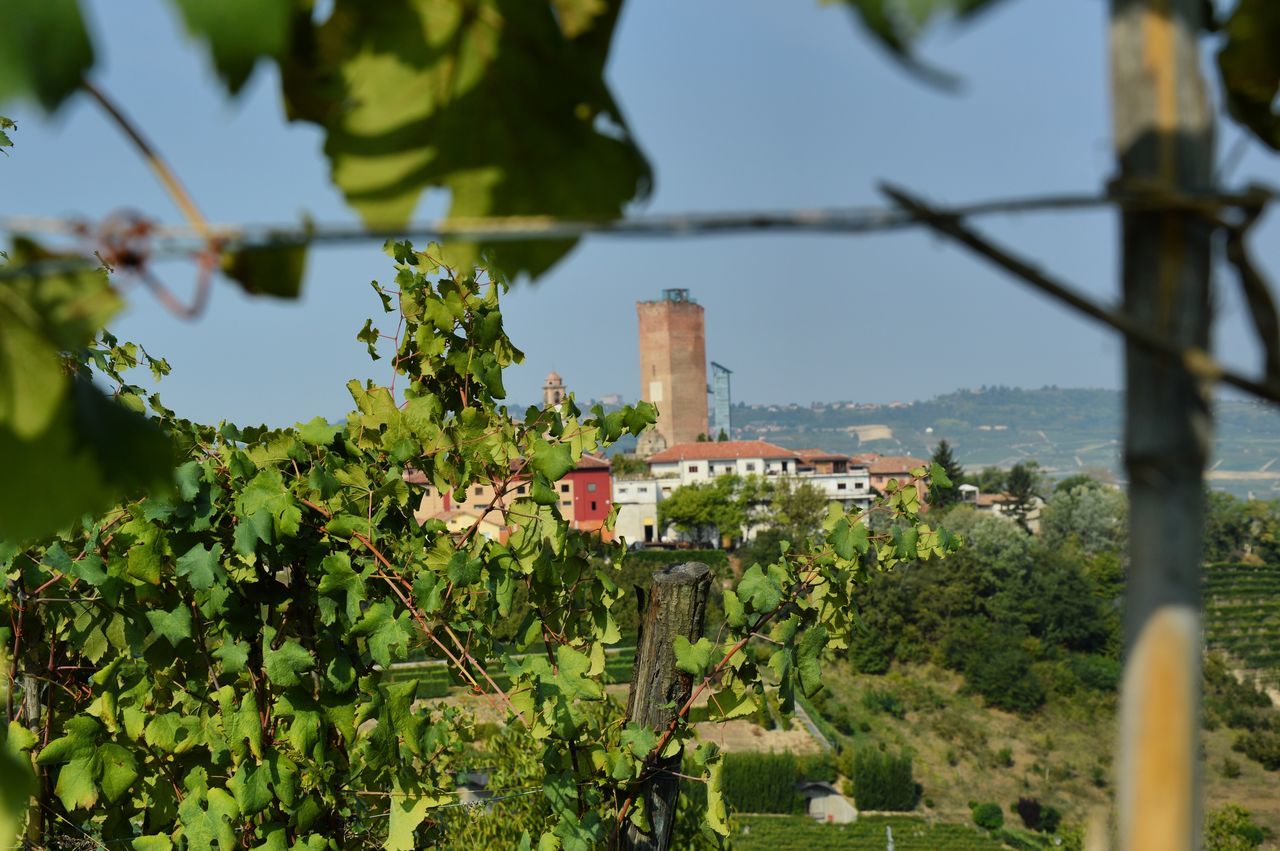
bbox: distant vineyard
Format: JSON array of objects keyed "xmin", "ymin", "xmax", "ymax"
[{"xmin": 1204, "ymin": 563, "xmax": 1280, "ymax": 688}]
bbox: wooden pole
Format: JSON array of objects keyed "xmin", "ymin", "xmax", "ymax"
[
  {"xmin": 620, "ymin": 561, "xmax": 713, "ymax": 851},
  {"xmin": 1109, "ymin": 2, "xmax": 1215, "ymax": 849}
]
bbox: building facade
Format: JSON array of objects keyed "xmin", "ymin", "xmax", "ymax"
[
  {"xmin": 637, "ymin": 289, "xmax": 708, "ymax": 453},
  {"xmin": 646, "ymin": 440, "xmax": 800, "ymax": 487}
]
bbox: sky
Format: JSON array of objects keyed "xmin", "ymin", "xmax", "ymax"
[{"xmin": 6, "ymin": 0, "xmax": 1280, "ymax": 427}]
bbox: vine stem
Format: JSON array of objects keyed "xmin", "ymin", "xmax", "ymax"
[{"xmin": 82, "ymin": 80, "xmax": 209, "ymax": 240}]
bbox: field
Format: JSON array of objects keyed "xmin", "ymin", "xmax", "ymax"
[
  {"xmin": 1204, "ymin": 563, "xmax": 1280, "ymax": 690},
  {"xmin": 731, "ymin": 815, "xmax": 1005, "ymax": 851}
]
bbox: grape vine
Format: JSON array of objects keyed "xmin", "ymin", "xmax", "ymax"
[{"xmin": 1, "ymin": 243, "xmax": 956, "ymax": 848}]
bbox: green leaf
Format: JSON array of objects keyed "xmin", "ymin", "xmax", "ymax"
[
  {"xmin": 237, "ymin": 469, "xmax": 301, "ymax": 538},
  {"xmin": 0, "ymin": 0, "xmax": 95, "ymax": 112},
  {"xmin": 554, "ymin": 644, "xmax": 602, "ymax": 701},
  {"xmin": 178, "ymin": 782, "xmax": 240, "ymax": 851},
  {"xmin": 673, "ymin": 635, "xmax": 716, "ymax": 680},
  {"xmin": 796, "ymin": 625, "xmax": 828, "ymax": 698},
  {"xmin": 146, "ymin": 606, "xmax": 193, "ymax": 647},
  {"xmin": 736, "ymin": 564, "xmax": 783, "ymax": 614},
  {"xmin": 829, "ymin": 517, "xmax": 869, "ymax": 561},
  {"xmin": 221, "ymin": 238, "xmax": 308, "ymax": 300},
  {"xmin": 318, "ymin": 552, "xmax": 366, "ymax": 623},
  {"xmin": 446, "ymin": 550, "xmax": 483, "ymax": 586},
  {"xmin": 350, "ymin": 602, "xmax": 411, "ymax": 667},
  {"xmin": 132, "ymin": 837, "xmax": 173, "ymax": 851},
  {"xmin": 98, "ymin": 743, "xmax": 138, "ymax": 802},
  {"xmin": 1218, "ymin": 0, "xmax": 1280, "ymax": 150},
  {"xmin": 214, "ymin": 639, "xmax": 250, "ymax": 674},
  {"xmin": 929, "ymin": 460, "xmax": 952, "ymax": 491},
  {"xmin": 176, "ymin": 542, "xmax": 224, "ymax": 591},
  {"xmin": 280, "ymin": 0, "xmax": 650, "ymax": 278},
  {"xmin": 296, "ymin": 415, "xmax": 340, "ymax": 447},
  {"xmin": 620, "ymin": 723, "xmax": 656, "ymax": 759},
  {"xmin": 173, "ymin": 0, "xmax": 291, "ymax": 94},
  {"xmin": 412, "ymin": 570, "xmax": 446, "ymax": 614},
  {"xmin": 263, "ymin": 634, "xmax": 315, "ymax": 688},
  {"xmin": 530, "ymin": 440, "xmax": 575, "ymax": 481},
  {"xmin": 385, "ymin": 793, "xmax": 432, "ymax": 851}
]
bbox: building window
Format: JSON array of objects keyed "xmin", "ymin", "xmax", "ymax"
[
  {"xmin": 587, "ymin": 482, "xmax": 597, "ymax": 492},
  {"xmin": 782, "ymin": 461, "xmax": 789, "ymax": 472},
  {"xmin": 688, "ymin": 465, "xmax": 699, "ymax": 473},
  {"xmin": 561, "ymin": 484, "xmax": 570, "ymax": 493},
  {"xmin": 837, "ymin": 482, "xmax": 847, "ymax": 490},
  {"xmin": 591, "ymin": 501, "xmax": 598, "ymax": 511},
  {"xmin": 474, "ymin": 486, "xmax": 484, "ymax": 496},
  {"xmin": 561, "ymin": 500, "xmax": 572, "ymax": 507},
  {"xmin": 662, "ymin": 487, "xmax": 673, "ymax": 496},
  {"xmin": 745, "ymin": 463, "xmax": 756, "ymax": 472},
  {"xmin": 516, "ymin": 485, "xmax": 526, "ymax": 495}
]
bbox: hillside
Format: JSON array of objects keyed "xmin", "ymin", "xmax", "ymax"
[
  {"xmin": 799, "ymin": 661, "xmax": 1280, "ymax": 848},
  {"xmin": 733, "ymin": 387, "xmax": 1280, "ymax": 498},
  {"xmin": 1205, "ymin": 563, "xmax": 1280, "ymax": 692}
]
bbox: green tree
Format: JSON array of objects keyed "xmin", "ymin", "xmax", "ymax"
[
  {"xmin": 929, "ymin": 440, "xmax": 965, "ymax": 508},
  {"xmin": 1005, "ymin": 461, "xmax": 1043, "ymax": 532},
  {"xmin": 1040, "ymin": 483, "xmax": 1128, "ymax": 558}
]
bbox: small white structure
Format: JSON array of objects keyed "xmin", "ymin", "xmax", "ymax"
[
  {"xmin": 797, "ymin": 781, "xmax": 858, "ymax": 824},
  {"xmin": 805, "ymin": 471, "xmax": 873, "ymax": 512},
  {"xmin": 612, "ymin": 478, "xmax": 662, "ymax": 546}
]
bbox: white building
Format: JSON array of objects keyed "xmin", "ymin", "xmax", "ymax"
[
  {"xmin": 646, "ymin": 440, "xmax": 801, "ymax": 486},
  {"xmin": 805, "ymin": 470, "xmax": 873, "ymax": 512},
  {"xmin": 612, "ymin": 478, "xmax": 662, "ymax": 546}
]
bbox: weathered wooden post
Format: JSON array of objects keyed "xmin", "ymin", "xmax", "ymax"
[
  {"xmin": 1110, "ymin": 1, "xmax": 1214, "ymax": 848},
  {"xmin": 620, "ymin": 561, "xmax": 713, "ymax": 851}
]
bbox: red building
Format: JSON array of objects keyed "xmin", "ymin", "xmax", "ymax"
[{"xmin": 564, "ymin": 454, "xmax": 613, "ymax": 533}]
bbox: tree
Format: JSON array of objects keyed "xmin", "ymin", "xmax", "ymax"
[
  {"xmin": 1040, "ymin": 483, "xmax": 1128, "ymax": 559},
  {"xmin": 657, "ymin": 474, "xmax": 758, "ymax": 545},
  {"xmin": 929, "ymin": 440, "xmax": 966, "ymax": 508},
  {"xmin": 766, "ymin": 476, "xmax": 829, "ymax": 547},
  {"xmin": 1005, "ymin": 461, "xmax": 1042, "ymax": 531},
  {"xmin": 716, "ymin": 429, "xmax": 729, "ymax": 442}
]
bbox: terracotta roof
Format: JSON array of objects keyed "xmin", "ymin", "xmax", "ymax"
[
  {"xmin": 795, "ymin": 448, "xmax": 851, "ymax": 463},
  {"xmin": 868, "ymin": 455, "xmax": 928, "ymax": 475},
  {"xmin": 646, "ymin": 440, "xmax": 799, "ymax": 463},
  {"xmin": 976, "ymin": 493, "xmax": 1011, "ymax": 507}
]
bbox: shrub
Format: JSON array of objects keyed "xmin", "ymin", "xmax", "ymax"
[
  {"xmin": 721, "ymin": 752, "xmax": 802, "ymax": 814},
  {"xmin": 850, "ymin": 748, "xmax": 918, "ymax": 811},
  {"xmin": 972, "ymin": 802, "xmax": 1005, "ymax": 830},
  {"xmin": 1040, "ymin": 806, "xmax": 1062, "ymax": 834},
  {"xmin": 1205, "ymin": 804, "xmax": 1265, "ymax": 850},
  {"xmin": 1070, "ymin": 654, "xmax": 1121, "ymax": 692},
  {"xmin": 1233, "ymin": 729, "xmax": 1280, "ymax": 771},
  {"xmin": 862, "ymin": 687, "xmax": 906, "ymax": 719},
  {"xmin": 995, "ymin": 747, "xmax": 1015, "ymax": 768},
  {"xmin": 1014, "ymin": 797, "xmax": 1042, "ymax": 830},
  {"xmin": 1219, "ymin": 756, "xmax": 1242, "ymax": 779},
  {"xmin": 964, "ymin": 645, "xmax": 1046, "ymax": 714}
]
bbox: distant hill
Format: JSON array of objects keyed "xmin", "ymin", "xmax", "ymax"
[{"xmin": 733, "ymin": 386, "xmax": 1280, "ymax": 498}]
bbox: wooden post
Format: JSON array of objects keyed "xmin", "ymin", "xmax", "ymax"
[
  {"xmin": 620, "ymin": 562, "xmax": 713, "ymax": 851},
  {"xmin": 1109, "ymin": 2, "xmax": 1214, "ymax": 849}
]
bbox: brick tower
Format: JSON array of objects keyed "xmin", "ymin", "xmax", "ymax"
[{"xmin": 637, "ymin": 289, "xmax": 708, "ymax": 453}]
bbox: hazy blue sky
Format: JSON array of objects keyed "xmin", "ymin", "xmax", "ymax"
[{"xmin": 7, "ymin": 0, "xmax": 1280, "ymax": 427}]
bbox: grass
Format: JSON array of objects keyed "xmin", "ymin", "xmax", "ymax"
[{"xmin": 730, "ymin": 815, "xmax": 1005, "ymax": 850}]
